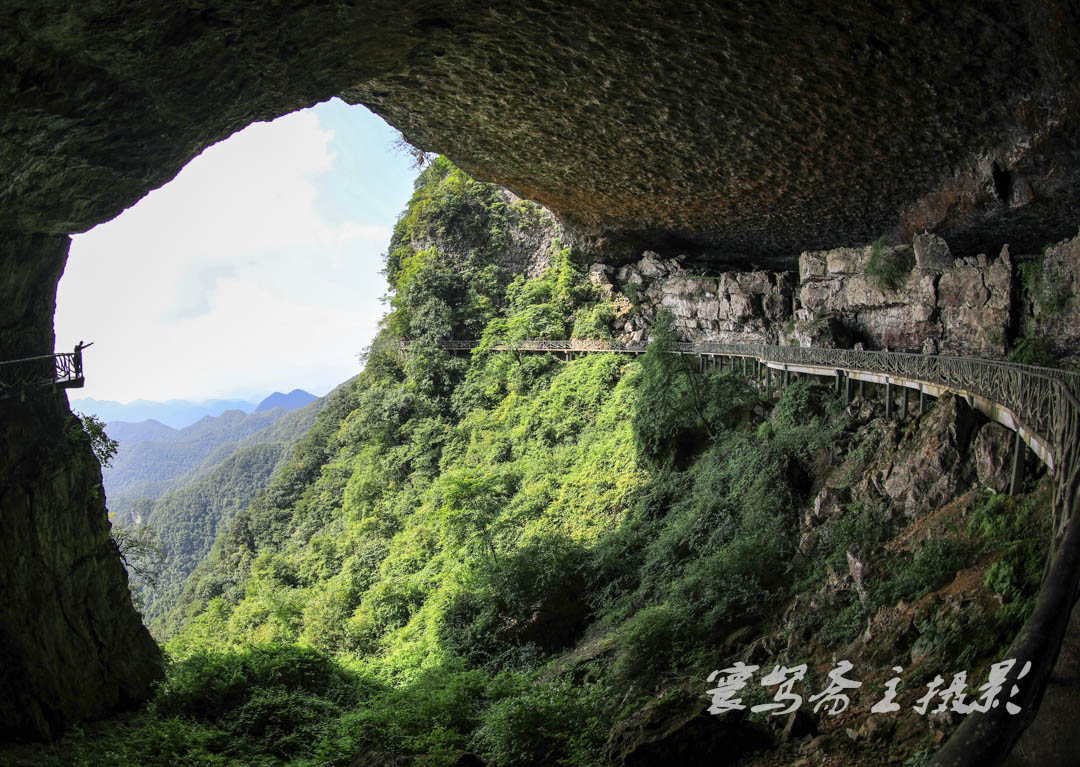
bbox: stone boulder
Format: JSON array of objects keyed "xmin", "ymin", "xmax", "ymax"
[
  {"xmin": 936, "ymin": 246, "xmax": 1013, "ymax": 357},
  {"xmin": 913, "ymin": 232, "xmax": 953, "ymax": 274},
  {"xmin": 972, "ymin": 422, "xmax": 1014, "ymax": 494},
  {"xmin": 877, "ymin": 393, "xmax": 980, "ymax": 519}
]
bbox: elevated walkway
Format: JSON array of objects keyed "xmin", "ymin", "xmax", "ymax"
[{"xmin": 0, "ymin": 349, "xmax": 87, "ymax": 401}]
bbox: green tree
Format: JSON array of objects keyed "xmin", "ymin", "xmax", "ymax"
[
  {"xmin": 630, "ymin": 311, "xmax": 714, "ymax": 465},
  {"xmin": 112, "ymin": 519, "xmax": 165, "ymax": 588},
  {"xmin": 72, "ymin": 411, "xmax": 119, "ymax": 467},
  {"xmin": 437, "ymin": 469, "xmax": 511, "ymax": 565}
]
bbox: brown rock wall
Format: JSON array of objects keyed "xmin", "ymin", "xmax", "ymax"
[
  {"xmin": 797, "ymin": 236, "xmax": 1013, "ymax": 356},
  {"xmin": 612, "ymin": 252, "xmax": 793, "ymax": 344}
]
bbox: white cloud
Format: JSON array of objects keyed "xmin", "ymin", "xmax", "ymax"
[{"xmin": 57, "ymin": 102, "xmax": 409, "ymax": 403}]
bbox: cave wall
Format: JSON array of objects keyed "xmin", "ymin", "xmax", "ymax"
[
  {"xmin": 596, "ymin": 232, "xmax": 1041, "ymax": 359},
  {"xmin": 0, "ymin": 0, "xmax": 1079, "ymax": 741},
  {"xmin": 0, "ymin": 236, "xmax": 161, "ymax": 740}
]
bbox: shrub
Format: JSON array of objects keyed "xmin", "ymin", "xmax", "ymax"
[
  {"xmin": 1008, "ymin": 332, "xmax": 1057, "ymax": 366},
  {"xmin": 968, "ymin": 491, "xmax": 1049, "ymax": 628},
  {"xmin": 155, "ymin": 644, "xmax": 362, "ymax": 719},
  {"xmin": 70, "ymin": 411, "xmax": 119, "ymax": 467},
  {"xmin": 865, "ymin": 236, "xmax": 914, "ymax": 291},
  {"xmin": 472, "ymin": 676, "xmax": 609, "ymax": 767},
  {"xmin": 611, "ymin": 603, "xmax": 694, "ymax": 686},
  {"xmin": 1019, "ymin": 248, "xmax": 1071, "ymax": 317},
  {"xmin": 871, "ymin": 536, "xmax": 970, "ymax": 608}
]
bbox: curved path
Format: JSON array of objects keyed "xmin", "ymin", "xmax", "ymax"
[{"xmin": 444, "ymin": 337, "xmax": 1080, "ymax": 767}]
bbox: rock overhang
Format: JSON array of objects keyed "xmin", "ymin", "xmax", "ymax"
[{"xmin": 1, "ymin": 1, "xmax": 1079, "ymax": 266}]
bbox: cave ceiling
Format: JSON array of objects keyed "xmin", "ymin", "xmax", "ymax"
[{"xmin": 1, "ymin": 0, "xmax": 1078, "ymax": 267}]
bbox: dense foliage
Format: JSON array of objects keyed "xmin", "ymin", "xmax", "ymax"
[
  {"xmin": 15, "ymin": 161, "xmax": 1050, "ymax": 767},
  {"xmin": 106, "ymin": 398, "xmax": 328, "ymax": 630},
  {"xmin": 865, "ymin": 236, "xmax": 915, "ymax": 292}
]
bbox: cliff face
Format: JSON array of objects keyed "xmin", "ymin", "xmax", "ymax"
[
  {"xmin": 0, "ymin": 396, "xmax": 162, "ymax": 740},
  {"xmin": 796, "ymin": 235, "xmax": 1015, "ymax": 356},
  {"xmin": 0, "ymin": 238, "xmax": 160, "ymax": 741},
  {"xmin": 592, "ymin": 230, "xmax": 1080, "ymax": 362}
]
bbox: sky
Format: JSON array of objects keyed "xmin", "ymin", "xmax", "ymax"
[{"xmin": 57, "ymin": 98, "xmax": 418, "ymax": 404}]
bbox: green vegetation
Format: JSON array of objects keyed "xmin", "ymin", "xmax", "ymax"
[
  {"xmin": 865, "ymin": 235, "xmax": 915, "ymax": 292},
  {"xmin": 1008, "ymin": 333, "xmax": 1057, "ymax": 366},
  {"xmin": 111, "ymin": 520, "xmax": 165, "ymax": 609},
  {"xmin": 1019, "ymin": 247, "xmax": 1071, "ymax": 318},
  {"xmin": 968, "ymin": 490, "xmax": 1049, "ymax": 629},
  {"xmin": 103, "ymin": 400, "xmax": 328, "ymax": 630},
  {"xmin": 19, "ymin": 160, "xmax": 1047, "ymax": 766},
  {"xmin": 71, "ymin": 411, "xmax": 118, "ymax": 467}
]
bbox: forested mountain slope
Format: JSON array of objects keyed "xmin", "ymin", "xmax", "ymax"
[
  {"xmin": 110, "ymin": 395, "xmax": 335, "ymax": 634},
  {"xmin": 11, "ymin": 160, "xmax": 1055, "ymax": 767},
  {"xmin": 100, "ymin": 418, "xmax": 177, "ymax": 445},
  {"xmin": 104, "ymin": 408, "xmax": 293, "ymax": 520}
]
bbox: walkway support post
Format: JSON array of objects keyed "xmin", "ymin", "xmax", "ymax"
[
  {"xmin": 1010, "ymin": 430, "xmax": 1027, "ymax": 496},
  {"xmin": 845, "ymin": 375, "xmax": 852, "ymax": 405},
  {"xmin": 903, "ymin": 387, "xmax": 909, "ymax": 419},
  {"xmin": 886, "ymin": 380, "xmax": 893, "ymax": 418},
  {"xmin": 920, "ymin": 389, "xmax": 926, "ymax": 414}
]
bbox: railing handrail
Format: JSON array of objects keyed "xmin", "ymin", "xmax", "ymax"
[
  {"xmin": 428, "ymin": 337, "xmax": 1080, "ymax": 406},
  {"xmin": 0, "ymin": 350, "xmax": 85, "ymax": 397},
  {"xmin": 427, "ymin": 337, "xmax": 1080, "ymax": 380},
  {"xmin": 0, "ymin": 351, "xmax": 80, "ymax": 366}
]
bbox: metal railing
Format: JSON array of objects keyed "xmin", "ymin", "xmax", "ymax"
[
  {"xmin": 441, "ymin": 339, "xmax": 1078, "ymax": 460},
  {"xmin": 0, "ymin": 351, "xmax": 85, "ymax": 399},
  {"xmin": 434, "ymin": 337, "xmax": 1080, "ymax": 766}
]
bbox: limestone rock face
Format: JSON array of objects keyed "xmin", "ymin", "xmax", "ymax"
[
  {"xmin": 877, "ymin": 393, "xmax": 980, "ymax": 519},
  {"xmin": 614, "ymin": 252, "xmax": 793, "ymax": 343},
  {"xmin": 797, "ymin": 238, "xmax": 1013, "ymax": 355},
  {"xmin": 913, "ymin": 232, "xmax": 954, "ymax": 274},
  {"xmin": 1, "ymin": 2, "xmax": 1078, "ymax": 262}
]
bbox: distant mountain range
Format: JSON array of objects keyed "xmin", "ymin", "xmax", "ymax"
[
  {"xmin": 71, "ymin": 390, "xmax": 315, "ymax": 429},
  {"xmin": 99, "ymin": 387, "xmax": 335, "ymax": 627},
  {"xmin": 254, "ymin": 389, "xmax": 317, "ymax": 412}
]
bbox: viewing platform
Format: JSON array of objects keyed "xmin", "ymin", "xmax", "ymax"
[{"xmin": 0, "ymin": 349, "xmax": 87, "ymax": 401}]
